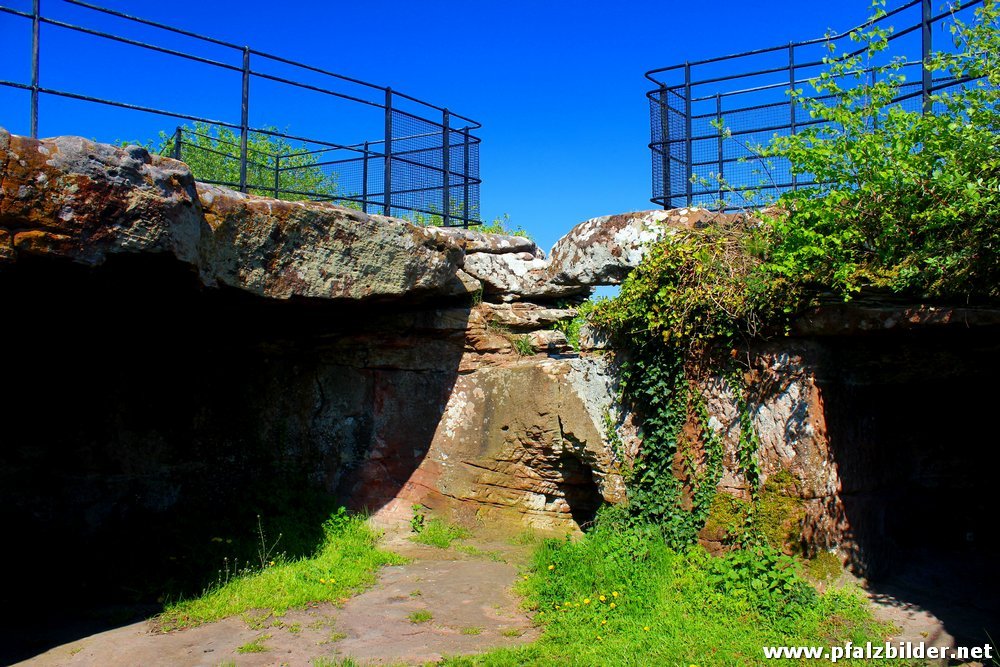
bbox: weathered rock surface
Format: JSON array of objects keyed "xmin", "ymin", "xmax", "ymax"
[
  {"xmin": 547, "ymin": 207, "xmax": 744, "ymax": 286},
  {"xmin": 0, "ymin": 129, "xmax": 469, "ymax": 301},
  {"xmin": 462, "ymin": 249, "xmax": 587, "ymax": 301},
  {"xmin": 370, "ymin": 358, "xmax": 626, "ymax": 529}
]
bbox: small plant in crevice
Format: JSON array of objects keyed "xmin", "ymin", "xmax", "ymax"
[
  {"xmin": 552, "ymin": 299, "xmax": 599, "ymax": 351},
  {"xmin": 410, "ymin": 504, "xmax": 426, "ymax": 534},
  {"xmin": 509, "ymin": 334, "xmax": 535, "ymax": 357}
]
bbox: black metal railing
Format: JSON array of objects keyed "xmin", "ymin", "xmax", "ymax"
[
  {"xmin": 0, "ymin": 0, "xmax": 481, "ymax": 226},
  {"xmin": 645, "ymin": 0, "xmax": 985, "ymax": 211}
]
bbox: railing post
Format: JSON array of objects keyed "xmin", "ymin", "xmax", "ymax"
[
  {"xmin": 173, "ymin": 126, "xmax": 182, "ymax": 160},
  {"xmin": 657, "ymin": 84, "xmax": 670, "ymax": 210},
  {"xmin": 30, "ymin": 0, "xmax": 40, "ymax": 138},
  {"xmin": 462, "ymin": 127, "xmax": 470, "ymax": 227},
  {"xmin": 362, "ymin": 141, "xmax": 369, "ymax": 214},
  {"xmin": 789, "ymin": 42, "xmax": 797, "ymax": 191},
  {"xmin": 273, "ymin": 154, "xmax": 280, "ymax": 199},
  {"xmin": 383, "ymin": 88, "xmax": 393, "ymax": 216},
  {"xmin": 239, "ymin": 46, "xmax": 250, "ymax": 193},
  {"xmin": 684, "ymin": 62, "xmax": 693, "ymax": 207},
  {"xmin": 715, "ymin": 93, "xmax": 723, "ymax": 207},
  {"xmin": 921, "ymin": 0, "xmax": 932, "ymax": 113},
  {"xmin": 442, "ymin": 109, "xmax": 451, "ymax": 226}
]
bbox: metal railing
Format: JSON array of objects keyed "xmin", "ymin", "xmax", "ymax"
[
  {"xmin": 0, "ymin": 0, "xmax": 482, "ymax": 226},
  {"xmin": 645, "ymin": 0, "xmax": 985, "ymax": 211}
]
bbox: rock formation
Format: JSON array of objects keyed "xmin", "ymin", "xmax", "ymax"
[{"xmin": 3, "ymin": 129, "xmax": 997, "ymax": 593}]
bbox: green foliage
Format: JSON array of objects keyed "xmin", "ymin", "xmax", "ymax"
[
  {"xmin": 235, "ymin": 635, "xmax": 271, "ymax": 654},
  {"xmin": 587, "ymin": 0, "xmax": 1000, "ymax": 548},
  {"xmin": 157, "ymin": 509, "xmax": 404, "ymax": 630},
  {"xmin": 510, "ymin": 334, "xmax": 535, "ymax": 356},
  {"xmin": 445, "ymin": 525, "xmax": 895, "ymax": 666},
  {"xmin": 410, "ymin": 504, "xmax": 427, "ymax": 534},
  {"xmin": 152, "ymin": 122, "xmax": 341, "ymax": 202},
  {"xmin": 806, "ymin": 550, "xmax": 844, "ymax": 583},
  {"xmin": 409, "ymin": 517, "xmax": 470, "ymax": 548},
  {"xmin": 552, "ymin": 299, "xmax": 598, "ymax": 351},
  {"xmin": 758, "ymin": 0, "xmax": 1000, "ymax": 299},
  {"xmin": 408, "ymin": 610, "xmax": 434, "ymax": 624},
  {"xmin": 476, "ymin": 213, "xmax": 532, "ymax": 239}
]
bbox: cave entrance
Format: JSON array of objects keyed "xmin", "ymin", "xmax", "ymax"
[
  {"xmin": 819, "ymin": 326, "xmax": 1000, "ymax": 646},
  {"xmin": 557, "ymin": 452, "xmax": 603, "ymax": 528}
]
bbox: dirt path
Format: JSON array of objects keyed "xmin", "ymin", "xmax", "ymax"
[{"xmin": 18, "ymin": 534, "xmax": 539, "ymax": 667}]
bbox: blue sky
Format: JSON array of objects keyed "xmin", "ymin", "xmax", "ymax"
[{"xmin": 0, "ymin": 0, "xmax": 883, "ymax": 251}]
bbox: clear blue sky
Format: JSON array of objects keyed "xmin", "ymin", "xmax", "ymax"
[{"xmin": 0, "ymin": 0, "xmax": 880, "ymax": 252}]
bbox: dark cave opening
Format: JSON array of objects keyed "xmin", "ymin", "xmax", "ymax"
[
  {"xmin": 557, "ymin": 452, "xmax": 603, "ymax": 528},
  {"xmin": 817, "ymin": 326, "xmax": 1000, "ymax": 647}
]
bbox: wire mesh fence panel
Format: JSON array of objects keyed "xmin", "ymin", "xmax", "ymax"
[
  {"xmin": 645, "ymin": 0, "xmax": 990, "ymax": 211},
  {"xmin": 0, "ymin": 0, "xmax": 482, "ymax": 227}
]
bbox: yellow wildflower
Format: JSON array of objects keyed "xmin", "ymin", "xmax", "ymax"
[
  {"xmin": 599, "ymin": 595, "xmax": 606, "ymax": 602},
  {"xmin": 583, "ymin": 598, "xmax": 591, "ymax": 605},
  {"xmin": 609, "ymin": 602, "xmax": 616, "ymax": 609},
  {"xmin": 612, "ymin": 591, "xmax": 619, "ymax": 597},
  {"xmin": 548, "ymin": 565, "xmax": 555, "ymax": 571},
  {"xmin": 644, "ymin": 626, "xmax": 651, "ymax": 631}
]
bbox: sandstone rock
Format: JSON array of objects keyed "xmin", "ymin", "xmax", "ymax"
[
  {"xmin": 0, "ymin": 129, "xmax": 468, "ymax": 302},
  {"xmin": 479, "ymin": 302, "xmax": 576, "ymax": 331},
  {"xmin": 373, "ymin": 358, "xmax": 626, "ymax": 531},
  {"xmin": 463, "ymin": 250, "xmax": 588, "ymax": 301},
  {"xmin": 528, "ymin": 329, "xmax": 571, "ymax": 353},
  {"xmin": 195, "ymin": 184, "xmax": 464, "ymax": 301},
  {"xmin": 427, "ymin": 226, "xmax": 541, "ymax": 256},
  {"xmin": 547, "ymin": 208, "xmax": 744, "ymax": 286}
]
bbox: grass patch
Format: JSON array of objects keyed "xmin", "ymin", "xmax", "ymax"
[
  {"xmin": 443, "ymin": 522, "xmax": 897, "ymax": 666},
  {"xmin": 236, "ymin": 634, "xmax": 270, "ymax": 654},
  {"xmin": 508, "ymin": 530, "xmax": 539, "ymax": 546},
  {"xmin": 408, "ymin": 610, "xmax": 434, "ymax": 624},
  {"xmin": 461, "ymin": 626, "xmax": 484, "ymax": 635},
  {"xmin": 312, "ymin": 659, "xmax": 357, "ymax": 667},
  {"xmin": 410, "ymin": 518, "xmax": 469, "ymax": 549},
  {"xmin": 500, "ymin": 628, "xmax": 523, "ymax": 638},
  {"xmin": 158, "ymin": 510, "xmax": 404, "ymax": 631},
  {"xmin": 454, "ymin": 544, "xmax": 506, "ymax": 563}
]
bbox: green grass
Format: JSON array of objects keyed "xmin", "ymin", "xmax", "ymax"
[
  {"xmin": 508, "ymin": 530, "xmax": 540, "ymax": 546},
  {"xmin": 461, "ymin": 626, "xmax": 483, "ymax": 635},
  {"xmin": 236, "ymin": 634, "xmax": 270, "ymax": 654},
  {"xmin": 158, "ymin": 511, "xmax": 404, "ymax": 630},
  {"xmin": 442, "ymin": 523, "xmax": 901, "ymax": 666},
  {"xmin": 408, "ymin": 610, "xmax": 433, "ymax": 624},
  {"xmin": 454, "ymin": 544, "xmax": 506, "ymax": 563},
  {"xmin": 410, "ymin": 518, "xmax": 470, "ymax": 549}
]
